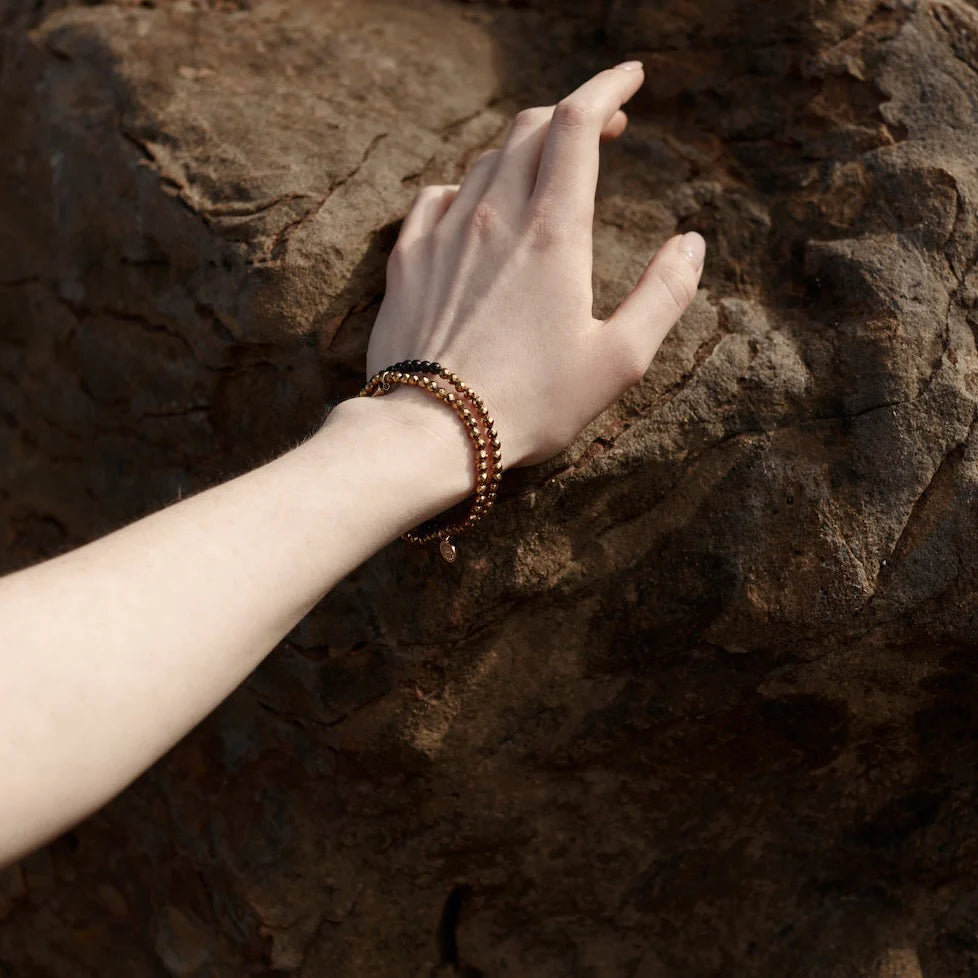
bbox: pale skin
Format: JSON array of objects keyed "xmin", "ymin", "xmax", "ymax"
[{"xmin": 0, "ymin": 62, "xmax": 705, "ymax": 867}]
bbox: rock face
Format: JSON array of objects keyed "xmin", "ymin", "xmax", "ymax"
[{"xmin": 3, "ymin": 0, "xmax": 978, "ymax": 974}]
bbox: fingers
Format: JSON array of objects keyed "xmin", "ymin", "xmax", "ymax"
[
  {"xmin": 426, "ymin": 66, "xmax": 638, "ymax": 235},
  {"xmin": 484, "ymin": 106, "xmax": 553, "ymax": 210},
  {"xmin": 604, "ymin": 232, "xmax": 706, "ymax": 384},
  {"xmin": 438, "ymin": 150, "xmax": 501, "ymax": 230},
  {"xmin": 601, "ymin": 109, "xmax": 628, "ymax": 142},
  {"xmin": 531, "ymin": 62, "xmax": 645, "ymax": 221},
  {"xmin": 483, "ymin": 107, "xmax": 630, "ymax": 218},
  {"xmin": 397, "ymin": 184, "xmax": 459, "ymax": 248}
]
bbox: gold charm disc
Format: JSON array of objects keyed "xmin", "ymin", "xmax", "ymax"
[{"xmin": 439, "ymin": 537, "xmax": 457, "ymax": 563}]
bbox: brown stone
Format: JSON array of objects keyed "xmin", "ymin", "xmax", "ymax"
[{"xmin": 3, "ymin": 0, "xmax": 978, "ymax": 975}]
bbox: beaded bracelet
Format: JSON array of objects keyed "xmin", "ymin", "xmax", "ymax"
[{"xmin": 359, "ymin": 360, "xmax": 503, "ymax": 563}]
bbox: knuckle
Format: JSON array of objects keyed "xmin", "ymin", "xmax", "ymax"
[
  {"xmin": 525, "ymin": 214, "xmax": 562, "ymax": 249},
  {"xmin": 467, "ymin": 199, "xmax": 499, "ymax": 235},
  {"xmin": 618, "ymin": 338, "xmax": 650, "ymax": 386},
  {"xmin": 624, "ymin": 354, "xmax": 650, "ymax": 387},
  {"xmin": 513, "ymin": 107, "xmax": 544, "ymax": 129},
  {"xmin": 523, "ymin": 201, "xmax": 568, "ymax": 247},
  {"xmin": 552, "ymin": 98, "xmax": 593, "ymax": 130}
]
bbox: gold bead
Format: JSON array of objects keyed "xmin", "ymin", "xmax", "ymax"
[{"xmin": 391, "ymin": 366, "xmax": 504, "ymax": 553}]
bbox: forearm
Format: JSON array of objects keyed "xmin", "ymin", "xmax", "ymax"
[{"xmin": 0, "ymin": 392, "xmax": 470, "ymax": 865}]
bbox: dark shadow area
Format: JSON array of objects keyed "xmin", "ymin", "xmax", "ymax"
[{"xmin": 2, "ymin": 0, "xmax": 978, "ymax": 976}]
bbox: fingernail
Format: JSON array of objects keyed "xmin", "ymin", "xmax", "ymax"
[
  {"xmin": 616, "ymin": 60, "xmax": 643, "ymax": 71},
  {"xmin": 679, "ymin": 231, "xmax": 706, "ymax": 270}
]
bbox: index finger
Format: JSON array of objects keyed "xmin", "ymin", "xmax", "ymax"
[{"xmin": 530, "ymin": 62, "xmax": 645, "ymax": 221}]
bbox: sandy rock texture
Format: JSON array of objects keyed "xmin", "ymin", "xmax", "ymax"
[{"xmin": 3, "ymin": 0, "xmax": 978, "ymax": 974}]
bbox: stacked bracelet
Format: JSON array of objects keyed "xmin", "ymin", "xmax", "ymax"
[{"xmin": 359, "ymin": 360, "xmax": 503, "ymax": 563}]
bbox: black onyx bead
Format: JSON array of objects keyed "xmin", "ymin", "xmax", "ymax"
[{"xmin": 420, "ymin": 361, "xmax": 432, "ymax": 372}]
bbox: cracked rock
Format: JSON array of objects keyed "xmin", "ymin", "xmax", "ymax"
[{"xmin": 3, "ymin": 0, "xmax": 978, "ymax": 975}]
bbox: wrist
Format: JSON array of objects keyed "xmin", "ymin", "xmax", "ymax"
[{"xmin": 318, "ymin": 389, "xmax": 475, "ymax": 518}]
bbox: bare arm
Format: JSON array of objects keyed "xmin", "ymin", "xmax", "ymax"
[
  {"xmin": 0, "ymin": 63, "xmax": 704, "ymax": 866},
  {"xmin": 0, "ymin": 393, "xmax": 471, "ymax": 864}
]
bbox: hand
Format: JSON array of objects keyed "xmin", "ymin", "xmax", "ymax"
[{"xmin": 366, "ymin": 62, "xmax": 706, "ymax": 468}]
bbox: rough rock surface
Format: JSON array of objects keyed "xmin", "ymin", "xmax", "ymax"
[{"xmin": 3, "ymin": 0, "xmax": 978, "ymax": 974}]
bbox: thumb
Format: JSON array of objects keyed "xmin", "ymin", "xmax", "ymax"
[{"xmin": 604, "ymin": 231, "xmax": 706, "ymax": 384}]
